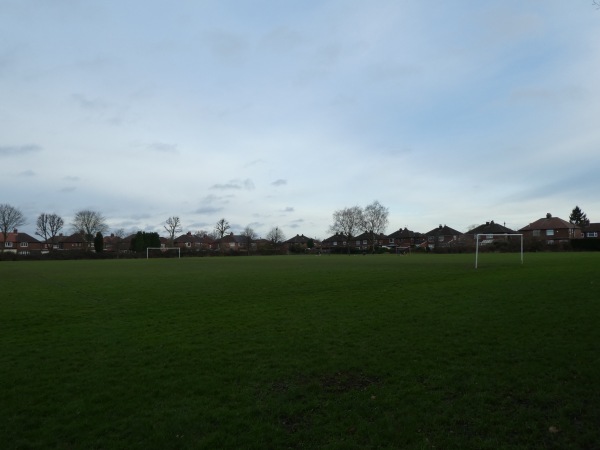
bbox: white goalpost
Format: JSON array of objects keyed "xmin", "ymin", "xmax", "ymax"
[
  {"xmin": 475, "ymin": 234, "xmax": 523, "ymax": 269},
  {"xmin": 146, "ymin": 247, "xmax": 181, "ymax": 259}
]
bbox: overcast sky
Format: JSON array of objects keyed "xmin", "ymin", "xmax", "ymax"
[{"xmin": 2, "ymin": 1, "xmax": 599, "ymax": 239}]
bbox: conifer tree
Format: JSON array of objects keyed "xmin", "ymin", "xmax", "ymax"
[{"xmin": 569, "ymin": 206, "xmax": 590, "ymax": 226}]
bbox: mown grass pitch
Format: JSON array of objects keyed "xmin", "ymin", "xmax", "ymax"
[{"xmin": 2, "ymin": 253, "xmax": 600, "ymax": 449}]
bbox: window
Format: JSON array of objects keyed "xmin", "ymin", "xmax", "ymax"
[
  {"xmin": 428, "ymin": 236, "xmax": 434, "ymax": 242},
  {"xmin": 389, "ymin": 238, "xmax": 394, "ymax": 244},
  {"xmin": 587, "ymin": 232, "xmax": 598, "ymax": 238},
  {"xmin": 20, "ymin": 242, "xmax": 28, "ymax": 247},
  {"xmin": 363, "ymin": 240, "xmax": 367, "ymax": 245},
  {"xmin": 546, "ymin": 229, "xmax": 554, "ymax": 236},
  {"xmin": 333, "ymin": 241, "xmax": 337, "ymax": 246},
  {"xmin": 185, "ymin": 242, "xmax": 191, "ymax": 247},
  {"xmin": 533, "ymin": 230, "xmax": 541, "ymax": 237},
  {"xmin": 4, "ymin": 241, "xmax": 12, "ymax": 248},
  {"xmin": 438, "ymin": 236, "xmax": 444, "ymax": 242},
  {"xmin": 356, "ymin": 240, "xmax": 360, "ymax": 245}
]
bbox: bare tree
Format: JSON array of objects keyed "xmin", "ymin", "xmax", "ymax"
[
  {"xmin": 164, "ymin": 216, "xmax": 182, "ymax": 245},
  {"xmin": 362, "ymin": 200, "xmax": 389, "ymax": 253},
  {"xmin": 0, "ymin": 204, "xmax": 26, "ymax": 252},
  {"xmin": 329, "ymin": 206, "xmax": 363, "ymax": 254},
  {"xmin": 241, "ymin": 225, "xmax": 258, "ymax": 254},
  {"xmin": 215, "ymin": 218, "xmax": 230, "ymax": 239},
  {"xmin": 72, "ymin": 210, "xmax": 108, "ymax": 251},
  {"xmin": 35, "ymin": 213, "xmax": 64, "ymax": 251},
  {"xmin": 266, "ymin": 226, "xmax": 286, "ymax": 251}
]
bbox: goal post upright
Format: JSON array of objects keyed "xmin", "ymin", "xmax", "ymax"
[
  {"xmin": 146, "ymin": 247, "xmax": 181, "ymax": 259},
  {"xmin": 475, "ymin": 233, "xmax": 523, "ymax": 269}
]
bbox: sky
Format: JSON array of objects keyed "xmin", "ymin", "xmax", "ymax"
[{"xmin": 2, "ymin": 0, "xmax": 600, "ymax": 240}]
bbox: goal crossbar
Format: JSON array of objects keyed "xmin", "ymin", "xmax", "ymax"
[
  {"xmin": 146, "ymin": 247, "xmax": 181, "ymax": 259},
  {"xmin": 475, "ymin": 234, "xmax": 523, "ymax": 269}
]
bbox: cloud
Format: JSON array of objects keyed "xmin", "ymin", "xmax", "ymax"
[
  {"xmin": 0, "ymin": 145, "xmax": 41, "ymax": 157},
  {"xmin": 63, "ymin": 176, "xmax": 80, "ymax": 182},
  {"xmin": 194, "ymin": 206, "xmax": 224, "ymax": 214},
  {"xmin": 148, "ymin": 142, "xmax": 179, "ymax": 154},
  {"xmin": 271, "ymin": 179, "xmax": 287, "ymax": 186},
  {"xmin": 244, "ymin": 159, "xmax": 265, "ymax": 168},
  {"xmin": 201, "ymin": 30, "xmax": 246, "ymax": 63},
  {"xmin": 210, "ymin": 179, "xmax": 255, "ymax": 190},
  {"xmin": 60, "ymin": 187, "xmax": 76, "ymax": 193},
  {"xmin": 202, "ymin": 194, "xmax": 234, "ymax": 203},
  {"xmin": 18, "ymin": 170, "xmax": 36, "ymax": 177},
  {"xmin": 72, "ymin": 93, "xmax": 108, "ymax": 110},
  {"xmin": 283, "ymin": 207, "xmax": 294, "ymax": 212}
]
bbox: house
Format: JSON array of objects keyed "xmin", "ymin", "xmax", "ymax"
[
  {"xmin": 103, "ymin": 233, "xmax": 135, "ymax": 253},
  {"xmin": 321, "ymin": 233, "xmax": 347, "ymax": 252},
  {"xmin": 350, "ymin": 231, "xmax": 390, "ymax": 252},
  {"xmin": 0, "ymin": 229, "xmax": 43, "ymax": 254},
  {"xmin": 387, "ymin": 227, "xmax": 426, "ymax": 249},
  {"xmin": 581, "ymin": 223, "xmax": 600, "ymax": 239},
  {"xmin": 53, "ymin": 233, "xmax": 87, "ymax": 251},
  {"xmin": 424, "ymin": 225, "xmax": 463, "ymax": 249},
  {"xmin": 467, "ymin": 220, "xmax": 516, "ymax": 238},
  {"xmin": 216, "ymin": 232, "xmax": 251, "ymax": 253},
  {"xmin": 284, "ymin": 234, "xmax": 315, "ymax": 250},
  {"xmin": 519, "ymin": 213, "xmax": 582, "ymax": 245},
  {"xmin": 466, "ymin": 221, "xmax": 518, "ymax": 246},
  {"xmin": 352, "ymin": 232, "xmax": 372, "ymax": 251},
  {"xmin": 174, "ymin": 232, "xmax": 214, "ymax": 251}
]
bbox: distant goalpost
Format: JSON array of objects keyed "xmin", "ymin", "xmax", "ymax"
[
  {"xmin": 146, "ymin": 247, "xmax": 181, "ymax": 259},
  {"xmin": 475, "ymin": 234, "xmax": 523, "ymax": 269}
]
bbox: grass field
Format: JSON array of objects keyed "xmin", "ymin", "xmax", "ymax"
[{"xmin": 1, "ymin": 253, "xmax": 600, "ymax": 449}]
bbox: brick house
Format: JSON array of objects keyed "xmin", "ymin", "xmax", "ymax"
[
  {"xmin": 424, "ymin": 225, "xmax": 463, "ymax": 249},
  {"xmin": 466, "ymin": 221, "xmax": 518, "ymax": 246},
  {"xmin": 53, "ymin": 233, "xmax": 87, "ymax": 250},
  {"xmin": 103, "ymin": 233, "xmax": 136, "ymax": 253},
  {"xmin": 0, "ymin": 229, "xmax": 43, "ymax": 254},
  {"xmin": 387, "ymin": 227, "xmax": 426, "ymax": 249},
  {"xmin": 581, "ymin": 223, "xmax": 600, "ymax": 239},
  {"xmin": 174, "ymin": 232, "xmax": 215, "ymax": 251},
  {"xmin": 216, "ymin": 232, "xmax": 249, "ymax": 252},
  {"xmin": 518, "ymin": 213, "xmax": 582, "ymax": 245},
  {"xmin": 321, "ymin": 233, "xmax": 347, "ymax": 252},
  {"xmin": 284, "ymin": 234, "xmax": 315, "ymax": 251}
]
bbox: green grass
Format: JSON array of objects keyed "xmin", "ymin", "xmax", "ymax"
[{"xmin": 1, "ymin": 253, "xmax": 600, "ymax": 449}]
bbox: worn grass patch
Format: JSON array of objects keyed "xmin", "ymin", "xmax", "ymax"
[{"xmin": 1, "ymin": 253, "xmax": 600, "ymax": 449}]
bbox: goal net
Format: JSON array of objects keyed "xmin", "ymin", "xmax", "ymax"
[
  {"xmin": 475, "ymin": 234, "xmax": 523, "ymax": 269},
  {"xmin": 146, "ymin": 247, "xmax": 181, "ymax": 259}
]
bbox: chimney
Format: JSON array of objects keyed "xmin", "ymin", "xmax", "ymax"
[
  {"xmin": 546, "ymin": 213, "xmax": 552, "ymax": 219},
  {"xmin": 13, "ymin": 228, "xmax": 18, "ymax": 233}
]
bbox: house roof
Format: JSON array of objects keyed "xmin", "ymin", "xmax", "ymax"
[
  {"xmin": 284, "ymin": 234, "xmax": 312, "ymax": 244},
  {"xmin": 218, "ymin": 233, "xmax": 245, "ymax": 244},
  {"xmin": 53, "ymin": 232, "xmax": 86, "ymax": 243},
  {"xmin": 388, "ymin": 227, "xmax": 424, "ymax": 239},
  {"xmin": 174, "ymin": 231, "xmax": 198, "ymax": 243},
  {"xmin": 467, "ymin": 221, "xmax": 516, "ymax": 235},
  {"xmin": 0, "ymin": 231, "xmax": 41, "ymax": 244},
  {"xmin": 424, "ymin": 225, "xmax": 462, "ymax": 236},
  {"xmin": 519, "ymin": 214, "xmax": 580, "ymax": 231},
  {"xmin": 582, "ymin": 223, "xmax": 600, "ymax": 232},
  {"xmin": 321, "ymin": 233, "xmax": 346, "ymax": 243}
]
